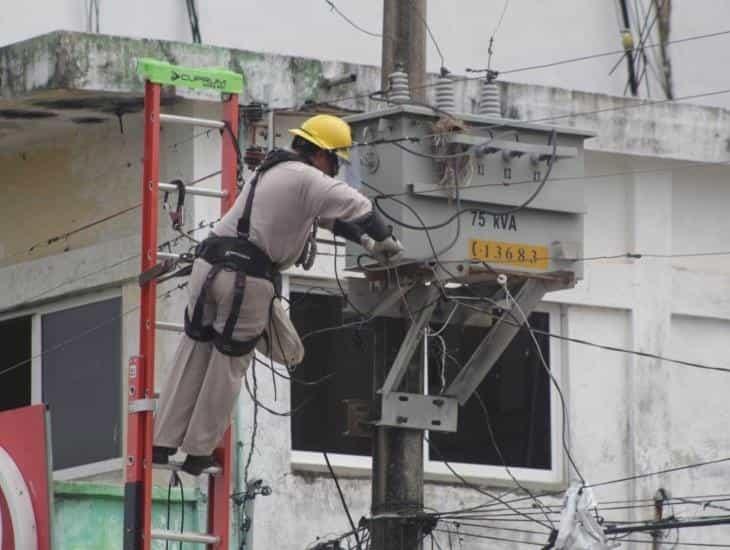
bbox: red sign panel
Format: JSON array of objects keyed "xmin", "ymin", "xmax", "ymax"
[{"xmin": 0, "ymin": 405, "xmax": 52, "ymax": 550}]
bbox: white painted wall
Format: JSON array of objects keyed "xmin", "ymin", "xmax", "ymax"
[
  {"xmin": 3, "ymin": 0, "xmax": 730, "ymax": 109},
  {"xmin": 2, "ymin": 110, "xmax": 730, "ymax": 547}
]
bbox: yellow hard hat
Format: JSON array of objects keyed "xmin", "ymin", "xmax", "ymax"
[{"xmin": 289, "ymin": 114, "xmax": 352, "ymax": 160}]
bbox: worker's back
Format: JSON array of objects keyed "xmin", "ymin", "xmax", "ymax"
[{"xmin": 214, "ymin": 159, "xmax": 371, "ymax": 270}]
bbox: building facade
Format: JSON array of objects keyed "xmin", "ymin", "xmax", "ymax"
[{"xmin": 1, "ymin": 20, "xmax": 730, "ymax": 550}]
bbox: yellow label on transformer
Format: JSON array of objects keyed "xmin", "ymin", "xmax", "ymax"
[{"xmin": 469, "ymin": 239, "xmax": 550, "ymax": 270}]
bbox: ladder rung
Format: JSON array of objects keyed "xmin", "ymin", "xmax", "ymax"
[
  {"xmin": 159, "ymin": 182, "xmax": 227, "ymax": 198},
  {"xmin": 157, "ymin": 252, "xmax": 181, "ymax": 261},
  {"xmin": 159, "ymin": 113, "xmax": 225, "ymax": 129},
  {"xmin": 151, "ymin": 529, "xmax": 220, "ymax": 545},
  {"xmin": 156, "ymin": 321, "xmax": 185, "ymax": 332},
  {"xmin": 155, "ymin": 459, "xmax": 222, "ymax": 476}
]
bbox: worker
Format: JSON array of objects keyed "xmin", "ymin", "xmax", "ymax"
[{"xmin": 152, "ymin": 114, "xmax": 404, "ymax": 475}]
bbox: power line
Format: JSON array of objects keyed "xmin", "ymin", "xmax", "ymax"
[
  {"xmin": 496, "ymin": 29, "xmax": 730, "ymax": 76},
  {"xmin": 588, "ymin": 456, "xmax": 730, "ymax": 489},
  {"xmin": 432, "ymin": 527, "xmax": 545, "ymax": 546},
  {"xmin": 408, "ymin": 0, "xmax": 446, "ymax": 70},
  {"xmin": 378, "ymin": 155, "xmax": 730, "ymax": 201},
  {"xmin": 324, "ymin": 0, "xmax": 381, "ymax": 38},
  {"xmin": 273, "ymin": 28, "xmax": 730, "ymax": 117},
  {"xmin": 3, "ymin": 129, "xmax": 220, "ymax": 264},
  {"xmin": 450, "ymin": 299, "xmax": 730, "ymax": 375},
  {"xmin": 0, "ymin": 279, "xmax": 188, "ymax": 379},
  {"xmin": 323, "ymin": 451, "xmax": 364, "ymax": 550},
  {"xmin": 425, "ymin": 436, "xmax": 554, "ymax": 530},
  {"xmin": 0, "ymin": 216, "xmax": 219, "ymax": 317}
]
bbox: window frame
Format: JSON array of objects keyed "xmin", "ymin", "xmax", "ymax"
[
  {"xmin": 287, "ymin": 275, "xmax": 567, "ymax": 489},
  {"xmin": 0, "ymin": 287, "xmax": 125, "ymax": 480}
]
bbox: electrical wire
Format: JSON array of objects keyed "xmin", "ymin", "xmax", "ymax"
[
  {"xmin": 432, "ymin": 527, "xmax": 545, "ymax": 546},
  {"xmin": 425, "ymin": 436, "xmax": 554, "ymax": 530},
  {"xmin": 3, "ymin": 128, "xmax": 221, "ymax": 264},
  {"xmin": 274, "ymin": 28, "xmax": 730, "ymax": 117},
  {"xmin": 0, "ymin": 215, "xmax": 220, "ymax": 317},
  {"xmin": 0, "ymin": 279, "xmax": 188, "ymax": 378},
  {"xmin": 500, "ymin": 283, "xmax": 585, "ymax": 484},
  {"xmin": 611, "ymin": 538, "xmax": 730, "ymax": 548},
  {"xmin": 375, "ymin": 153, "xmax": 730, "ymax": 201},
  {"xmin": 372, "ymin": 131, "xmax": 556, "ymax": 231},
  {"xmin": 449, "ymin": 298, "xmax": 730, "ymax": 375},
  {"xmin": 587, "ymin": 456, "xmax": 730, "ymax": 489},
  {"xmin": 323, "ymin": 451, "xmax": 364, "ymax": 550},
  {"xmin": 243, "ymin": 356, "xmax": 259, "ymax": 487},
  {"xmin": 472, "ymin": 391, "xmax": 556, "ymax": 528},
  {"xmin": 324, "ymin": 0, "xmax": 382, "ymax": 38},
  {"xmin": 185, "ymin": 0, "xmax": 202, "ymax": 43},
  {"xmin": 408, "ymin": 0, "xmax": 446, "ymax": 70},
  {"xmin": 483, "ymin": 29, "xmax": 730, "ymax": 76}
]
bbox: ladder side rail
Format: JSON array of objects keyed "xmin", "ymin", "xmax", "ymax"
[
  {"xmin": 207, "ymin": 92, "xmax": 240, "ymax": 549},
  {"xmin": 124, "ymin": 80, "xmax": 161, "ymax": 550}
]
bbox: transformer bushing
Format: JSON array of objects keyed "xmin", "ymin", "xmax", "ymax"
[
  {"xmin": 388, "ymin": 70, "xmax": 411, "ymax": 103},
  {"xmin": 434, "ymin": 75, "xmax": 456, "ymax": 113},
  {"xmin": 479, "ymin": 79, "xmax": 501, "ymax": 117}
]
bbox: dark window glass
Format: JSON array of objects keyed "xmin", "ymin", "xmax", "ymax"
[
  {"xmin": 290, "ymin": 291, "xmax": 551, "ymax": 469},
  {"xmin": 0, "ymin": 316, "xmax": 32, "ymax": 412},
  {"xmin": 42, "ymin": 297, "xmax": 122, "ymax": 470},
  {"xmin": 427, "ymin": 311, "xmax": 551, "ymax": 469}
]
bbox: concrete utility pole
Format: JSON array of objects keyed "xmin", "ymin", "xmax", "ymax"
[
  {"xmin": 372, "ymin": 11, "xmax": 428, "ymax": 548},
  {"xmin": 380, "ymin": 0, "xmax": 427, "ymax": 102},
  {"xmin": 370, "ymin": 331, "xmax": 425, "ymax": 550}
]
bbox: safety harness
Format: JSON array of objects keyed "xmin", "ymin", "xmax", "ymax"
[{"xmin": 184, "ymin": 149, "xmax": 312, "ymax": 357}]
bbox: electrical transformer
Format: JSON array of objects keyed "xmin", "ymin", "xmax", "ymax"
[{"xmin": 344, "ymin": 104, "xmax": 593, "ymax": 289}]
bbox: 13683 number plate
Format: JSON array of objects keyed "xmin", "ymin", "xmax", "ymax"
[{"xmin": 469, "ymin": 239, "xmax": 549, "ymax": 270}]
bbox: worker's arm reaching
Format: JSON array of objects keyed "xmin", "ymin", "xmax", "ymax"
[
  {"xmin": 308, "ymin": 172, "xmax": 405, "ymax": 263},
  {"xmin": 330, "ymin": 213, "xmax": 404, "ymax": 264}
]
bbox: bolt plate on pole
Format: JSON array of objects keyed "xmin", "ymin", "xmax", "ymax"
[{"xmin": 377, "ymin": 392, "xmax": 458, "ymax": 432}]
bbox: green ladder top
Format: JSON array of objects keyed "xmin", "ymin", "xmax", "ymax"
[{"xmin": 137, "ymin": 58, "xmax": 244, "ymax": 94}]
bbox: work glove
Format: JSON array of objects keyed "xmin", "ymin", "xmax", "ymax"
[{"xmin": 360, "ymin": 234, "xmax": 405, "ymax": 265}]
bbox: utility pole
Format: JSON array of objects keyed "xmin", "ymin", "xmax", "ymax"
[
  {"xmin": 371, "ymin": 5, "xmax": 429, "ymax": 548},
  {"xmin": 618, "ymin": 0, "xmax": 639, "ymax": 96},
  {"xmin": 371, "ymin": 297, "xmax": 428, "ymax": 550},
  {"xmin": 380, "ymin": 0, "xmax": 427, "ymax": 102}
]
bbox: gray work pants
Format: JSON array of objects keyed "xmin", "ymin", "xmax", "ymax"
[{"xmin": 154, "ymin": 259, "xmax": 304, "ymax": 456}]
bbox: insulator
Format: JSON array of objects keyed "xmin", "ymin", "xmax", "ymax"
[
  {"xmin": 434, "ymin": 75, "xmax": 456, "ymax": 113},
  {"xmin": 479, "ymin": 80, "xmax": 501, "ymax": 117},
  {"xmin": 388, "ymin": 70, "xmax": 411, "ymax": 103}
]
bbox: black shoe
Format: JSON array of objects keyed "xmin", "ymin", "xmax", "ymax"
[
  {"xmin": 152, "ymin": 446, "xmax": 176, "ymax": 465},
  {"xmin": 181, "ymin": 454, "xmax": 219, "ymax": 476}
]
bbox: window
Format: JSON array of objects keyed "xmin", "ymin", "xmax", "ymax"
[
  {"xmin": 0, "ymin": 292, "xmax": 123, "ymax": 477},
  {"xmin": 0, "ymin": 316, "xmax": 32, "ymax": 412},
  {"xmin": 289, "ymin": 283, "xmax": 563, "ymax": 485},
  {"xmin": 426, "ymin": 313, "xmax": 551, "ymax": 470}
]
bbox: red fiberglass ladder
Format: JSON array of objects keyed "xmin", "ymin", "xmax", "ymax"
[{"xmin": 124, "ymin": 58, "xmax": 243, "ymax": 550}]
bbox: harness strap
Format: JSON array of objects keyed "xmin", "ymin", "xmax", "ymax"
[
  {"xmin": 236, "ymin": 149, "xmax": 309, "ymax": 237},
  {"xmin": 184, "ymin": 263, "xmax": 224, "ymax": 342},
  {"xmin": 212, "ymin": 270, "xmax": 262, "ymax": 357},
  {"xmin": 222, "ymin": 270, "xmax": 247, "ymax": 347}
]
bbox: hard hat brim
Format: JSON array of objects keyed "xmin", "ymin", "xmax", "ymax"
[{"xmin": 289, "ymin": 128, "xmax": 350, "ymax": 161}]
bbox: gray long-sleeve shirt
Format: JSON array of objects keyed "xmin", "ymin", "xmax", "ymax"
[{"xmin": 214, "ymin": 160, "xmax": 371, "ymax": 270}]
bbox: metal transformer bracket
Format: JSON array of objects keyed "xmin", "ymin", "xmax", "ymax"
[
  {"xmin": 444, "ymin": 278, "xmax": 548, "ymax": 404},
  {"xmin": 377, "ymin": 392, "xmax": 458, "ymax": 432}
]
